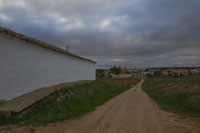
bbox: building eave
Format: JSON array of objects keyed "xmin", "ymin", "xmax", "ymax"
[{"xmin": 0, "ymin": 27, "xmax": 96, "ymax": 64}]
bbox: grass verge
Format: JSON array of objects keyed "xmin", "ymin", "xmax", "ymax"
[
  {"xmin": 142, "ymin": 76, "xmax": 200, "ymax": 117},
  {"xmin": 0, "ymin": 80, "xmax": 134, "ymax": 126}
]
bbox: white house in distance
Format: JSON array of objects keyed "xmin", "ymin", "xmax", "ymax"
[{"xmin": 0, "ymin": 27, "xmax": 96, "ymax": 100}]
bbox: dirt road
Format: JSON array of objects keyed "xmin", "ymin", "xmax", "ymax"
[
  {"xmin": 35, "ymin": 79, "xmax": 166, "ymax": 133},
  {"xmin": 8, "ymin": 79, "xmax": 200, "ymax": 133}
]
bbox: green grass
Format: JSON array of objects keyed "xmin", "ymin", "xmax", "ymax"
[
  {"xmin": 142, "ymin": 76, "xmax": 200, "ymax": 117},
  {"xmin": 30, "ymin": 128, "xmax": 36, "ymax": 133},
  {"xmin": 0, "ymin": 80, "xmax": 133, "ymax": 126}
]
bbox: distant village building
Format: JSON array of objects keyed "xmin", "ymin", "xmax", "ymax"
[
  {"xmin": 168, "ymin": 69, "xmax": 189, "ymax": 77},
  {"xmin": 161, "ymin": 69, "xmax": 170, "ymax": 76},
  {"xmin": 107, "ymin": 73, "xmax": 133, "ymax": 79},
  {"xmin": 103, "ymin": 70, "xmax": 110, "ymax": 76},
  {"xmin": 143, "ymin": 68, "xmax": 200, "ymax": 78},
  {"xmin": 190, "ymin": 69, "xmax": 200, "ymax": 75},
  {"xmin": 0, "ymin": 27, "xmax": 96, "ymax": 100},
  {"xmin": 121, "ymin": 67, "xmax": 129, "ymax": 74},
  {"xmin": 144, "ymin": 71, "xmax": 153, "ymax": 77},
  {"xmin": 107, "ymin": 74, "xmax": 119, "ymax": 79},
  {"xmin": 132, "ymin": 73, "xmax": 142, "ymax": 78}
]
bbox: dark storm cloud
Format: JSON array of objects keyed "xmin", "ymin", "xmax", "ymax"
[{"xmin": 0, "ymin": 0, "xmax": 200, "ymax": 68}]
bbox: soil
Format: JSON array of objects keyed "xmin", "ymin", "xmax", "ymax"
[{"xmin": 1, "ymin": 79, "xmax": 200, "ymax": 133}]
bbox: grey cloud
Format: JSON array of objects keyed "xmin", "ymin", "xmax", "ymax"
[{"xmin": 0, "ymin": 0, "xmax": 200, "ymax": 68}]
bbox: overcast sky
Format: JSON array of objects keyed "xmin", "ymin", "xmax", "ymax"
[{"xmin": 0, "ymin": 0, "xmax": 200, "ymax": 68}]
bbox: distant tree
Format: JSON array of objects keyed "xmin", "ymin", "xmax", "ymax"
[
  {"xmin": 108, "ymin": 74, "xmax": 113, "ymax": 78},
  {"xmin": 188, "ymin": 70, "xmax": 192, "ymax": 76},
  {"xmin": 96, "ymin": 69, "xmax": 104, "ymax": 78},
  {"xmin": 154, "ymin": 71, "xmax": 162, "ymax": 77},
  {"xmin": 110, "ymin": 66, "xmax": 121, "ymax": 75}
]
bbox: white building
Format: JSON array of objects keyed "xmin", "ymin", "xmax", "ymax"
[{"xmin": 0, "ymin": 27, "xmax": 96, "ymax": 100}]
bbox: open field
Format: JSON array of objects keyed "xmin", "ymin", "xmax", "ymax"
[
  {"xmin": 142, "ymin": 75, "xmax": 200, "ymax": 117},
  {"xmin": 0, "ymin": 80, "xmax": 133, "ymax": 126}
]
